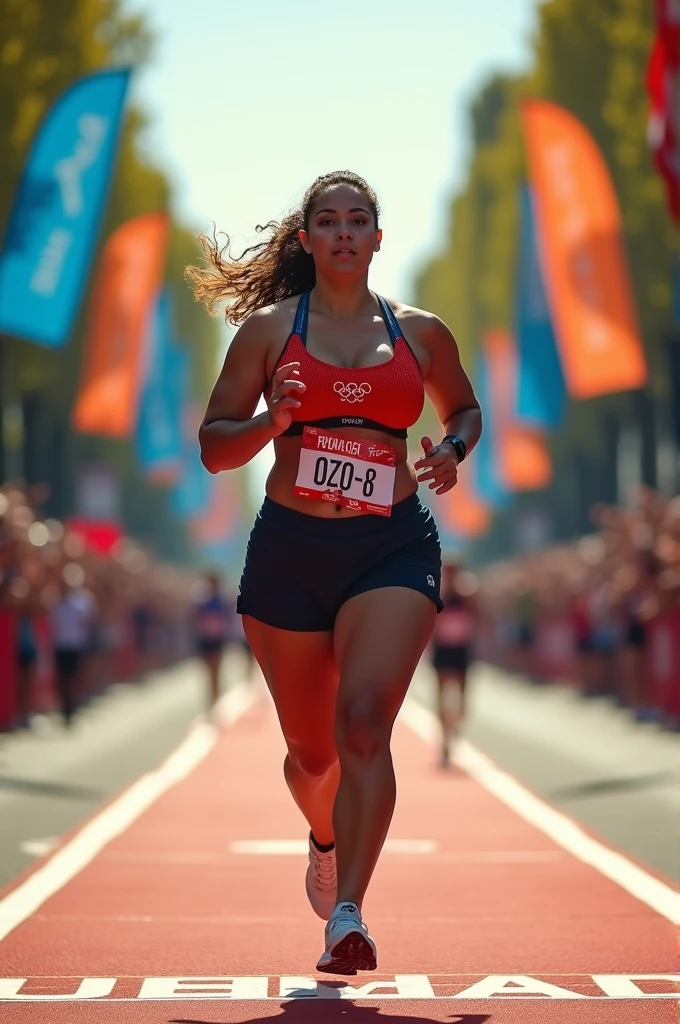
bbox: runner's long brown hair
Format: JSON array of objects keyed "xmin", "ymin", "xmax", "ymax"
[{"xmin": 185, "ymin": 171, "xmax": 380, "ymax": 326}]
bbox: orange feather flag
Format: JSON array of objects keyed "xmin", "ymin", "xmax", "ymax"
[
  {"xmin": 484, "ymin": 328, "xmax": 553, "ymax": 492},
  {"xmin": 72, "ymin": 212, "xmax": 170, "ymax": 437},
  {"xmin": 522, "ymin": 100, "xmax": 647, "ymax": 399},
  {"xmin": 435, "ymin": 460, "xmax": 492, "ymax": 538}
]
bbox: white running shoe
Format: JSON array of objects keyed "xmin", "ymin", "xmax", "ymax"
[
  {"xmin": 316, "ymin": 901, "xmax": 377, "ymax": 975},
  {"xmin": 305, "ymin": 833, "xmax": 337, "ymax": 920}
]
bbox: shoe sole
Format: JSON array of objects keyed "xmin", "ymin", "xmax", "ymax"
[{"xmin": 316, "ymin": 930, "xmax": 377, "ymax": 976}]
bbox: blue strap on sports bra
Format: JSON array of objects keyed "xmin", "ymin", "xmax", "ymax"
[
  {"xmin": 375, "ymin": 294, "xmax": 403, "ymax": 344},
  {"xmin": 293, "ymin": 291, "xmax": 401, "ymax": 347},
  {"xmin": 292, "ymin": 291, "xmax": 310, "ymax": 337}
]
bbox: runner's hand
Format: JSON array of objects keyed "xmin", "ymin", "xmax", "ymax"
[
  {"xmin": 414, "ymin": 436, "xmax": 459, "ymax": 494},
  {"xmin": 267, "ymin": 362, "xmax": 306, "ymax": 435}
]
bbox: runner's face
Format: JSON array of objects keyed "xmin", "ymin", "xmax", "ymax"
[{"xmin": 299, "ymin": 186, "xmax": 381, "ymax": 276}]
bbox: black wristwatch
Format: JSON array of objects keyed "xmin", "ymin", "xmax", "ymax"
[{"xmin": 441, "ymin": 434, "xmax": 467, "ymax": 463}]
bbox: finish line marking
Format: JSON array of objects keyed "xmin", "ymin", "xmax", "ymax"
[
  {"xmin": 0, "ymin": 975, "xmax": 677, "ymax": 1001},
  {"xmin": 0, "ymin": 682, "xmax": 257, "ymax": 943},
  {"xmin": 399, "ymin": 697, "xmax": 680, "ymax": 925}
]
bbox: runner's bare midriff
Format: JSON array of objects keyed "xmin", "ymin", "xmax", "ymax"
[{"xmin": 266, "ymin": 428, "xmax": 418, "ymax": 517}]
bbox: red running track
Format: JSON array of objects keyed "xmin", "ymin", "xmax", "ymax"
[{"xmin": 0, "ymin": 682, "xmax": 676, "ymax": 1022}]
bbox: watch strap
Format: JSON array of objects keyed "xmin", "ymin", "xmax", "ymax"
[{"xmin": 442, "ymin": 434, "xmax": 467, "ymax": 462}]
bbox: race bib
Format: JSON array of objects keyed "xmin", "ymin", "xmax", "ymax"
[
  {"xmin": 294, "ymin": 427, "xmax": 396, "ymax": 516},
  {"xmin": 435, "ymin": 608, "xmax": 473, "ymax": 645},
  {"xmin": 198, "ymin": 611, "xmax": 227, "ymax": 640}
]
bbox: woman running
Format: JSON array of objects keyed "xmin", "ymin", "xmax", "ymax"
[
  {"xmin": 193, "ymin": 570, "xmax": 233, "ymax": 713},
  {"xmin": 430, "ymin": 560, "xmax": 477, "ymax": 767},
  {"xmin": 187, "ymin": 171, "xmax": 482, "ymax": 975}
]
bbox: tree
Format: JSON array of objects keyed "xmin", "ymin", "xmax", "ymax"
[
  {"xmin": 414, "ymin": 0, "xmax": 677, "ymax": 560},
  {"xmin": 0, "ymin": 0, "xmax": 221, "ymax": 563}
]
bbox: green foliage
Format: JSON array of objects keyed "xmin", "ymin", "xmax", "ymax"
[
  {"xmin": 529, "ymin": 0, "xmax": 675, "ymax": 387},
  {"xmin": 0, "ymin": 0, "xmax": 152, "ymax": 238},
  {"xmin": 414, "ymin": 0, "xmax": 678, "ymax": 554},
  {"xmin": 0, "ymin": 0, "xmax": 220, "ymax": 562}
]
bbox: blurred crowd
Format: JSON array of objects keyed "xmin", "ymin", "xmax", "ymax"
[
  {"xmin": 0, "ymin": 481, "xmax": 246, "ymax": 732},
  {"xmin": 3, "ymin": 477, "xmax": 678, "ymax": 736},
  {"xmin": 477, "ymin": 488, "xmax": 680, "ymax": 727}
]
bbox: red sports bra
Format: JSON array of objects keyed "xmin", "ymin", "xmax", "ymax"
[{"xmin": 267, "ymin": 292, "xmax": 424, "ymax": 439}]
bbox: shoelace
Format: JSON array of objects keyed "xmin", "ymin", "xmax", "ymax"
[
  {"xmin": 312, "ymin": 849, "xmax": 337, "ymax": 890},
  {"xmin": 334, "ymin": 903, "xmax": 361, "ymax": 922},
  {"xmin": 327, "ymin": 903, "xmax": 364, "ymax": 940}
]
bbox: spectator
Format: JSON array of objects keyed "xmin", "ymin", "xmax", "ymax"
[
  {"xmin": 49, "ymin": 572, "xmax": 96, "ymax": 727},
  {"xmin": 15, "ymin": 603, "xmax": 39, "ymax": 728},
  {"xmin": 476, "ymin": 487, "xmax": 680, "ymax": 727}
]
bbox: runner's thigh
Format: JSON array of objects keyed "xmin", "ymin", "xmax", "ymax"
[
  {"xmin": 333, "ymin": 587, "xmax": 437, "ymax": 732},
  {"xmin": 243, "ymin": 616, "xmax": 339, "ymax": 764}
]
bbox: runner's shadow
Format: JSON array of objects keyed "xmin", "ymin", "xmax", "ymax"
[
  {"xmin": 170, "ymin": 1000, "xmax": 491, "ymax": 1023},
  {"xmin": 0, "ymin": 775, "xmax": 103, "ymax": 799},
  {"xmin": 546, "ymin": 768, "xmax": 677, "ymax": 800}
]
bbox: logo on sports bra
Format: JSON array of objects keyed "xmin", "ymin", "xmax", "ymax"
[{"xmin": 334, "ymin": 381, "xmax": 371, "ymax": 403}]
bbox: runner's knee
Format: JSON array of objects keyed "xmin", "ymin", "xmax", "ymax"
[
  {"xmin": 335, "ymin": 692, "xmax": 391, "ymax": 760},
  {"xmin": 285, "ymin": 747, "xmax": 336, "ymax": 779}
]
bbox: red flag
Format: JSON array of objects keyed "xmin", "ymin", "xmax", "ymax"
[
  {"xmin": 66, "ymin": 517, "xmax": 123, "ymax": 555},
  {"xmin": 647, "ymin": 0, "xmax": 680, "ymax": 221}
]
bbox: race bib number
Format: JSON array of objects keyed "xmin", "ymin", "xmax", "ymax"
[{"xmin": 294, "ymin": 427, "xmax": 396, "ymax": 516}]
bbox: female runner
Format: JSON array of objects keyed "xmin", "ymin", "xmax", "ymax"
[
  {"xmin": 187, "ymin": 171, "xmax": 482, "ymax": 975},
  {"xmin": 430, "ymin": 560, "xmax": 478, "ymax": 767}
]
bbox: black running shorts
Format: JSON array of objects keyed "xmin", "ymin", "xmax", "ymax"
[
  {"xmin": 236, "ymin": 493, "xmax": 443, "ymax": 631},
  {"xmin": 432, "ymin": 645, "xmax": 470, "ymax": 674}
]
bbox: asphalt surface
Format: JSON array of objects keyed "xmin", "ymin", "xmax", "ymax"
[
  {"xmin": 0, "ymin": 649, "xmax": 250, "ymax": 888},
  {"xmin": 0, "ymin": 652, "xmax": 677, "ymax": 891},
  {"xmin": 463, "ymin": 664, "xmax": 678, "ymax": 881}
]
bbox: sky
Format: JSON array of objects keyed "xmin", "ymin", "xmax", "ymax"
[
  {"xmin": 127, "ymin": 0, "xmax": 540, "ymax": 500},
  {"xmin": 129, "ymin": 0, "xmax": 539, "ymax": 315}
]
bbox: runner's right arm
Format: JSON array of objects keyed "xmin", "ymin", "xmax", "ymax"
[{"xmin": 199, "ymin": 311, "xmax": 304, "ymax": 473}]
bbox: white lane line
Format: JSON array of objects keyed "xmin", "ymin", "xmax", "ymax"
[
  {"xmin": 229, "ymin": 839, "xmax": 438, "ymax": 855},
  {"xmin": 0, "ymin": 681, "xmax": 258, "ymax": 943},
  {"xmin": 383, "ymin": 839, "xmax": 437, "ymax": 854},
  {"xmin": 400, "ymin": 697, "xmax": 680, "ymax": 925}
]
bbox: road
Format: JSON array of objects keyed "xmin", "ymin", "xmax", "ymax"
[
  {"xmin": 1, "ymin": 654, "xmax": 676, "ymax": 889},
  {"xmin": 0, "ymin": 657, "xmax": 675, "ymax": 1020}
]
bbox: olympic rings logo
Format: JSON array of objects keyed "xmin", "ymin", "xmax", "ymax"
[{"xmin": 333, "ymin": 381, "xmax": 371, "ymax": 403}]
